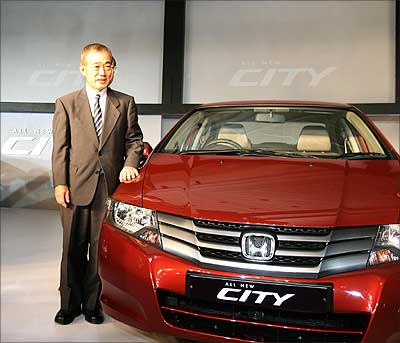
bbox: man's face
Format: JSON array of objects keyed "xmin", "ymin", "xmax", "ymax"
[{"xmin": 80, "ymin": 50, "xmax": 115, "ymax": 92}]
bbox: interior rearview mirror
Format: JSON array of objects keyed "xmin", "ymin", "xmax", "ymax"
[{"xmin": 255, "ymin": 112, "xmax": 286, "ymax": 123}]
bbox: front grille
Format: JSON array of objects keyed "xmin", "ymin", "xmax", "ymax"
[
  {"xmin": 195, "ymin": 219, "xmax": 332, "ymax": 235},
  {"xmin": 158, "ymin": 290, "xmax": 369, "ymax": 343},
  {"xmin": 200, "ymin": 247, "xmax": 322, "ymax": 266},
  {"xmin": 278, "ymin": 240, "xmax": 327, "ymax": 250},
  {"xmin": 197, "ymin": 232, "xmax": 240, "ymax": 245},
  {"xmin": 159, "ymin": 212, "xmax": 378, "ymax": 278},
  {"xmin": 197, "ymin": 234, "xmax": 327, "ymax": 251}
]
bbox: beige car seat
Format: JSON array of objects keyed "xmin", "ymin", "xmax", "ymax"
[
  {"xmin": 297, "ymin": 125, "xmax": 331, "ymax": 152},
  {"xmin": 218, "ymin": 123, "xmax": 251, "ymax": 149}
]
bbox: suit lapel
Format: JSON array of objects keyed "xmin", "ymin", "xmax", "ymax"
[
  {"xmin": 99, "ymin": 88, "xmax": 121, "ymax": 150},
  {"xmin": 76, "ymin": 89, "xmax": 99, "ymax": 148}
]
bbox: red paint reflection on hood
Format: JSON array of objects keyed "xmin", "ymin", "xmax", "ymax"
[{"xmin": 138, "ymin": 153, "xmax": 400, "ymax": 227}]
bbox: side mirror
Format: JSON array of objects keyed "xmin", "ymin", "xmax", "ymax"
[
  {"xmin": 143, "ymin": 142, "xmax": 153, "ymax": 159},
  {"xmin": 139, "ymin": 142, "xmax": 153, "ymax": 168}
]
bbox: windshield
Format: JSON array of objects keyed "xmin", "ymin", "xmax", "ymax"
[{"xmin": 159, "ymin": 106, "xmax": 388, "ymax": 159}]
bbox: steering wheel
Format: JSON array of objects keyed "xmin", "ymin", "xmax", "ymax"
[{"xmin": 204, "ymin": 139, "xmax": 243, "ymax": 150}]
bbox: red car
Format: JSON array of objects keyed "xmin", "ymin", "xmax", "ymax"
[{"xmin": 99, "ymin": 101, "xmax": 400, "ymax": 343}]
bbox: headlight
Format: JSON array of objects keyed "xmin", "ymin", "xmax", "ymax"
[
  {"xmin": 106, "ymin": 198, "xmax": 162, "ymax": 249},
  {"xmin": 368, "ymin": 224, "xmax": 400, "ymax": 266}
]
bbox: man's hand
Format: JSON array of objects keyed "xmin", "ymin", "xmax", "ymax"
[
  {"xmin": 119, "ymin": 166, "xmax": 139, "ymax": 183},
  {"xmin": 55, "ymin": 185, "xmax": 70, "ymax": 208}
]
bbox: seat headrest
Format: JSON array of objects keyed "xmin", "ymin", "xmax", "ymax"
[
  {"xmin": 297, "ymin": 125, "xmax": 331, "ymax": 152},
  {"xmin": 218, "ymin": 123, "xmax": 251, "ymax": 149}
]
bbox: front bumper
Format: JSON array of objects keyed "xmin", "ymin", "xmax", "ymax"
[{"xmin": 99, "ymin": 222, "xmax": 400, "ymax": 343}]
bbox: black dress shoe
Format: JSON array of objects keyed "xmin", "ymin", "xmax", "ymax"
[
  {"xmin": 54, "ymin": 309, "xmax": 81, "ymax": 325},
  {"xmin": 83, "ymin": 309, "xmax": 104, "ymax": 324}
]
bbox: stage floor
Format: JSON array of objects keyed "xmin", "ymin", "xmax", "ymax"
[{"xmin": 1, "ymin": 207, "xmax": 179, "ymax": 342}]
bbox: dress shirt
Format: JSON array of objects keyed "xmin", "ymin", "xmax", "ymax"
[{"xmin": 86, "ymin": 86, "xmax": 107, "ymax": 119}]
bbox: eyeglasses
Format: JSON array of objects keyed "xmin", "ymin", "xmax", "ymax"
[{"xmin": 86, "ymin": 63, "xmax": 115, "ymax": 73}]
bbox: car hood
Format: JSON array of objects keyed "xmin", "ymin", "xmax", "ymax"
[{"xmin": 141, "ymin": 153, "xmax": 400, "ymax": 227}]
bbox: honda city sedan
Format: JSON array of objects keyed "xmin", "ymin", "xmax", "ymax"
[{"xmin": 99, "ymin": 101, "xmax": 400, "ymax": 343}]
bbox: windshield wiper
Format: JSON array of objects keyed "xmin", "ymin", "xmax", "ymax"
[
  {"xmin": 336, "ymin": 152, "xmax": 388, "ymax": 160},
  {"xmin": 178, "ymin": 149, "xmax": 318, "ymax": 158},
  {"xmin": 178, "ymin": 149, "xmax": 242, "ymax": 155},
  {"xmin": 242, "ymin": 149, "xmax": 319, "ymax": 158}
]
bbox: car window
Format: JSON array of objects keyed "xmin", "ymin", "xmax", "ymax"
[{"xmin": 160, "ymin": 107, "xmax": 388, "ymax": 159}]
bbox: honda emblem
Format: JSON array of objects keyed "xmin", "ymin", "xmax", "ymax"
[{"xmin": 241, "ymin": 233, "xmax": 275, "ymax": 261}]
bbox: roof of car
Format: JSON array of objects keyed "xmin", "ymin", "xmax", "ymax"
[{"xmin": 196, "ymin": 100, "xmax": 354, "ymax": 109}]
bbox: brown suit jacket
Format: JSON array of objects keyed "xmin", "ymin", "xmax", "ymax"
[{"xmin": 52, "ymin": 88, "xmax": 143, "ymax": 206}]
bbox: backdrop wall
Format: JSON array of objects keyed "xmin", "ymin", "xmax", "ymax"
[
  {"xmin": 1, "ymin": 1, "xmax": 164, "ymax": 103},
  {"xmin": 184, "ymin": 0, "xmax": 395, "ymax": 103}
]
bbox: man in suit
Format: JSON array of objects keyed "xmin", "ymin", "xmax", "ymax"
[{"xmin": 52, "ymin": 43, "xmax": 143, "ymax": 325}]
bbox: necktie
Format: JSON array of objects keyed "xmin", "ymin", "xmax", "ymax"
[{"xmin": 93, "ymin": 94, "xmax": 103, "ymax": 138}]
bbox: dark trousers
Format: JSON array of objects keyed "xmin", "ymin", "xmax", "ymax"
[{"xmin": 59, "ymin": 175, "xmax": 107, "ymax": 312}]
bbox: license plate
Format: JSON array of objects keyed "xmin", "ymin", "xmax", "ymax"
[{"xmin": 186, "ymin": 273, "xmax": 332, "ymax": 313}]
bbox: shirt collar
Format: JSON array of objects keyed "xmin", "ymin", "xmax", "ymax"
[{"xmin": 86, "ymin": 85, "xmax": 107, "ymax": 99}]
